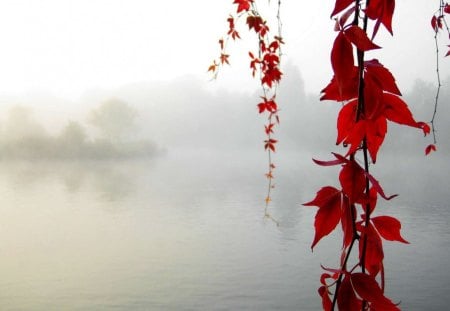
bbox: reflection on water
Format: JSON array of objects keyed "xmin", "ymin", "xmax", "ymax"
[{"xmin": 0, "ymin": 152, "xmax": 448, "ymax": 310}]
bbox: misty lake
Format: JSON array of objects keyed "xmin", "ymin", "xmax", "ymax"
[{"xmin": 0, "ymin": 150, "xmax": 449, "ymax": 310}]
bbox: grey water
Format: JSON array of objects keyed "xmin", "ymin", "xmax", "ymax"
[{"xmin": 0, "ymin": 151, "xmax": 448, "ymax": 310}]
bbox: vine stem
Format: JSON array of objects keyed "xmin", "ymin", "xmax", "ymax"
[
  {"xmin": 262, "ymin": 0, "xmax": 283, "ymax": 226},
  {"xmin": 331, "ymin": 201, "xmax": 359, "ymax": 309},
  {"xmin": 331, "ymin": 0, "xmax": 372, "ymax": 309},
  {"xmin": 431, "ymin": 0, "xmax": 447, "ymax": 144}
]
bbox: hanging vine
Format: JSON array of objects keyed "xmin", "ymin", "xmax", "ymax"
[
  {"xmin": 209, "ymin": 0, "xmax": 283, "ymax": 223},
  {"xmin": 428, "ymin": 1, "xmax": 450, "ymax": 154}
]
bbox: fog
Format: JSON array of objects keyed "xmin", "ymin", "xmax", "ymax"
[{"xmin": 1, "ymin": 62, "xmax": 448, "ymax": 161}]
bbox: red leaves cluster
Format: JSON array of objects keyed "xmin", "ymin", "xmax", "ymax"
[
  {"xmin": 431, "ymin": 2, "xmax": 450, "ymax": 57},
  {"xmin": 322, "ymin": 28, "xmax": 430, "ymax": 162},
  {"xmin": 249, "ymin": 37, "xmax": 283, "ymax": 88},
  {"xmin": 210, "ymin": 1, "xmax": 283, "ymax": 208},
  {"xmin": 233, "ymin": 0, "xmax": 253, "ymax": 13}
]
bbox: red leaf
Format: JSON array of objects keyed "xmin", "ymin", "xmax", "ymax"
[
  {"xmin": 431, "ymin": 15, "xmax": 438, "ymax": 31},
  {"xmin": 264, "ymin": 138, "xmax": 278, "ymax": 152},
  {"xmin": 331, "ymin": 32, "xmax": 355, "ymax": 99},
  {"xmin": 336, "ymin": 100, "xmax": 357, "ymax": 146},
  {"xmin": 365, "ymin": 59, "xmax": 401, "ymax": 96},
  {"xmin": 365, "ymin": 117, "xmax": 387, "ymax": 163},
  {"xmin": 350, "ymin": 273, "xmax": 400, "ymax": 310},
  {"xmin": 417, "ymin": 121, "xmax": 431, "ymax": 136},
  {"xmin": 265, "ymin": 123, "xmax": 275, "ymax": 135},
  {"xmin": 366, "ymin": 0, "xmax": 395, "ymax": 38},
  {"xmin": 337, "ymin": 275, "xmax": 362, "ymax": 311},
  {"xmin": 331, "ymin": 0, "xmax": 354, "ymax": 17},
  {"xmin": 356, "ymin": 187, "xmax": 378, "ymax": 214},
  {"xmin": 344, "ymin": 25, "xmax": 381, "ymax": 51},
  {"xmin": 372, "ymin": 216, "xmax": 409, "ymax": 243},
  {"xmin": 445, "ymin": 4, "xmax": 450, "ymax": 14},
  {"xmin": 341, "ymin": 197, "xmax": 355, "ymax": 248},
  {"xmin": 383, "ymin": 93, "xmax": 418, "ymax": 127},
  {"xmin": 359, "ymin": 224, "xmax": 384, "ymax": 276},
  {"xmin": 233, "ymin": 0, "xmax": 253, "ymax": 13},
  {"xmin": 425, "ymin": 144, "xmax": 437, "ymax": 155},
  {"xmin": 339, "ymin": 160, "xmax": 366, "ymax": 203},
  {"xmin": 312, "ymin": 157, "xmax": 346, "ymax": 167},
  {"xmin": 318, "ymin": 286, "xmax": 332, "ymax": 311},
  {"xmin": 247, "ymin": 15, "xmax": 269, "ymax": 36},
  {"xmin": 220, "ymin": 53, "xmax": 230, "ymax": 65},
  {"xmin": 320, "ymin": 68, "xmax": 359, "ymax": 101},
  {"xmin": 262, "ymin": 66, "xmax": 282, "ymax": 87},
  {"xmin": 363, "ymin": 169, "xmax": 397, "ymax": 201},
  {"xmin": 303, "ymin": 186, "xmax": 342, "ymax": 249}
]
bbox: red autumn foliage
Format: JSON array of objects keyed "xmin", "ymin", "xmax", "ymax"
[
  {"xmin": 213, "ymin": 1, "xmax": 436, "ymax": 309},
  {"xmin": 305, "ymin": 0, "xmax": 430, "ymax": 309}
]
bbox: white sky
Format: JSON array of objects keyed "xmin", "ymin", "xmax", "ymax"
[{"xmin": 0, "ymin": 0, "xmax": 446, "ymax": 100}]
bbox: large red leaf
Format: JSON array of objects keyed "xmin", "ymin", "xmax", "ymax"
[
  {"xmin": 365, "ymin": 117, "xmax": 387, "ymax": 163},
  {"xmin": 344, "ymin": 120, "xmax": 366, "ymax": 156},
  {"xmin": 365, "ymin": 0, "xmax": 395, "ymax": 38},
  {"xmin": 383, "ymin": 93, "xmax": 418, "ymax": 128},
  {"xmin": 303, "ymin": 186, "xmax": 342, "ymax": 249},
  {"xmin": 365, "ymin": 59, "xmax": 401, "ymax": 95},
  {"xmin": 320, "ymin": 69, "xmax": 359, "ymax": 101},
  {"xmin": 337, "ymin": 275, "xmax": 362, "ymax": 311},
  {"xmin": 363, "ymin": 72, "xmax": 385, "ymax": 120},
  {"xmin": 359, "ymin": 223, "xmax": 384, "ymax": 276},
  {"xmin": 318, "ymin": 286, "xmax": 332, "ymax": 311},
  {"xmin": 350, "ymin": 273, "xmax": 400, "ymax": 310},
  {"xmin": 336, "ymin": 100, "xmax": 357, "ymax": 145},
  {"xmin": 344, "ymin": 25, "xmax": 381, "ymax": 51},
  {"xmin": 331, "ymin": 31, "xmax": 355, "ymax": 99},
  {"xmin": 371, "ymin": 215, "xmax": 409, "ymax": 243},
  {"xmin": 339, "ymin": 160, "xmax": 366, "ymax": 203}
]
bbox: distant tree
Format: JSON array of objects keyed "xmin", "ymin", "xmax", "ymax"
[
  {"xmin": 88, "ymin": 98, "xmax": 137, "ymax": 142},
  {"xmin": 2, "ymin": 105, "xmax": 47, "ymax": 142},
  {"xmin": 59, "ymin": 120, "xmax": 87, "ymax": 146}
]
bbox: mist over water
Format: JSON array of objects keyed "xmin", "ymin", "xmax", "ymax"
[{"xmin": 0, "ymin": 66, "xmax": 449, "ymax": 310}]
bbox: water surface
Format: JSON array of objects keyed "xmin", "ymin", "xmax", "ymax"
[{"xmin": 0, "ymin": 151, "xmax": 448, "ymax": 310}]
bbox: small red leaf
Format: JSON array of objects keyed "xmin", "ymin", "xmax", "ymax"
[
  {"xmin": 425, "ymin": 144, "xmax": 437, "ymax": 155},
  {"xmin": 445, "ymin": 4, "xmax": 450, "ymax": 14},
  {"xmin": 264, "ymin": 138, "xmax": 278, "ymax": 152},
  {"xmin": 372, "ymin": 215, "xmax": 409, "ymax": 244},
  {"xmin": 431, "ymin": 15, "xmax": 438, "ymax": 31},
  {"xmin": 233, "ymin": 0, "xmax": 253, "ymax": 13}
]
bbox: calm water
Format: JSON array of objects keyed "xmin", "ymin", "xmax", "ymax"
[{"xmin": 0, "ymin": 151, "xmax": 448, "ymax": 310}]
